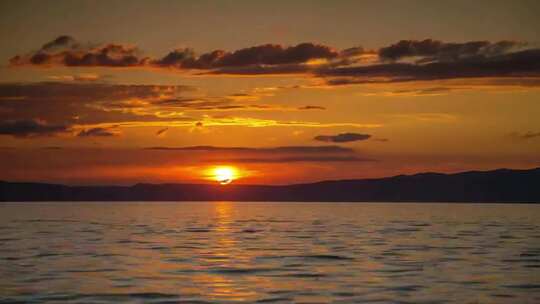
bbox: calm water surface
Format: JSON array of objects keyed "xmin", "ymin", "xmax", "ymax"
[{"xmin": 0, "ymin": 202, "xmax": 539, "ymax": 303}]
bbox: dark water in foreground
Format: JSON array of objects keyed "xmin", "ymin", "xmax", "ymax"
[{"xmin": 0, "ymin": 202, "xmax": 539, "ymax": 304}]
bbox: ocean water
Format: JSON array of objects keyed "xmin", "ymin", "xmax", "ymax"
[{"xmin": 0, "ymin": 202, "xmax": 539, "ymax": 304}]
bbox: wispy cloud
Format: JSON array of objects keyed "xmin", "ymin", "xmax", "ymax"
[
  {"xmin": 156, "ymin": 128, "xmax": 168, "ymax": 137},
  {"xmin": 47, "ymin": 73, "xmax": 104, "ymax": 82},
  {"xmin": 144, "ymin": 145, "xmax": 375, "ymax": 163},
  {"xmin": 387, "ymin": 113, "xmax": 458, "ymax": 123},
  {"xmin": 1, "ymin": 82, "xmax": 346, "ymax": 139},
  {"xmin": 77, "ymin": 126, "xmax": 121, "ymax": 137},
  {"xmin": 314, "ymin": 132, "xmax": 371, "ymax": 143},
  {"xmin": 509, "ymin": 131, "xmax": 540, "ymax": 140}
]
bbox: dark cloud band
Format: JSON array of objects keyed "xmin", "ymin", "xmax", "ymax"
[
  {"xmin": 9, "ymin": 36, "xmax": 540, "ymax": 84},
  {"xmin": 77, "ymin": 127, "xmax": 119, "ymax": 137},
  {"xmin": 0, "ymin": 119, "xmax": 70, "ymax": 137},
  {"xmin": 314, "ymin": 133, "xmax": 371, "ymax": 143}
]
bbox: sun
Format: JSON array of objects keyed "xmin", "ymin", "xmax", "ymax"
[{"xmin": 212, "ymin": 166, "xmax": 237, "ymax": 185}]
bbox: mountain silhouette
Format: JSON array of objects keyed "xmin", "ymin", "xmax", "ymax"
[{"xmin": 1, "ymin": 167, "xmax": 539, "ymax": 202}]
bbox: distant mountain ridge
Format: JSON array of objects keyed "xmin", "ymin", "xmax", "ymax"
[{"xmin": 1, "ymin": 167, "xmax": 539, "ymax": 202}]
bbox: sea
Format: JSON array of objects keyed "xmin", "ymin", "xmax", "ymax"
[{"xmin": 0, "ymin": 202, "xmax": 539, "ymax": 303}]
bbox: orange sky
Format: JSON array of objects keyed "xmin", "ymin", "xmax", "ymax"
[{"xmin": 0, "ymin": 0, "xmax": 539, "ymax": 185}]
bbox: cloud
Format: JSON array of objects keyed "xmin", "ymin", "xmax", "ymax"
[
  {"xmin": 0, "ymin": 82, "xmax": 195, "ymax": 127},
  {"xmin": 0, "ymin": 81, "xmax": 332, "ymax": 137},
  {"xmin": 201, "ymin": 63, "xmax": 312, "ymax": 75},
  {"xmin": 340, "ymin": 46, "xmax": 366, "ymax": 57},
  {"xmin": 10, "ymin": 37, "xmax": 540, "ymax": 87},
  {"xmin": 147, "ymin": 96, "xmax": 289, "ymax": 112},
  {"xmin": 77, "ymin": 127, "xmax": 120, "ymax": 137},
  {"xmin": 47, "ymin": 73, "xmax": 104, "ymax": 82},
  {"xmin": 145, "ymin": 145, "xmax": 355, "ymax": 154},
  {"xmin": 144, "ymin": 145, "xmax": 375, "ymax": 164},
  {"xmin": 509, "ymin": 131, "xmax": 540, "ymax": 140},
  {"xmin": 112, "ymin": 116, "xmax": 380, "ymax": 129},
  {"xmin": 0, "ymin": 80, "xmax": 383, "ymax": 139},
  {"xmin": 156, "ymin": 128, "xmax": 168, "ymax": 137},
  {"xmin": 298, "ymin": 105, "xmax": 326, "ymax": 110},
  {"xmin": 154, "ymin": 43, "xmax": 338, "ymax": 69},
  {"xmin": 362, "ymin": 86, "xmax": 455, "ymax": 97},
  {"xmin": 0, "ymin": 119, "xmax": 70, "ymax": 137},
  {"xmin": 314, "ymin": 132, "xmax": 371, "ymax": 143},
  {"xmin": 521, "ymin": 132, "xmax": 540, "ymax": 139},
  {"xmin": 40, "ymin": 35, "xmax": 78, "ymax": 51},
  {"xmin": 10, "ymin": 36, "xmax": 148, "ymax": 67},
  {"xmin": 152, "ymin": 48, "xmax": 197, "ymax": 67},
  {"xmin": 325, "ymin": 49, "xmax": 540, "ymax": 78},
  {"xmin": 218, "ymin": 43, "xmax": 338, "ymax": 66},
  {"xmin": 189, "ymin": 39, "xmax": 540, "ymax": 81},
  {"xmin": 379, "ymin": 39, "xmax": 524, "ymax": 62},
  {"xmin": 320, "ymin": 46, "xmax": 540, "ymax": 85},
  {"xmin": 11, "ymin": 36, "xmax": 338, "ymax": 72}
]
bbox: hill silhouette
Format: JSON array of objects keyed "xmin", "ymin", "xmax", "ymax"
[{"xmin": 1, "ymin": 167, "xmax": 539, "ymax": 202}]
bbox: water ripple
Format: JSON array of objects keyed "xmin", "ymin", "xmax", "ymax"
[{"xmin": 0, "ymin": 202, "xmax": 538, "ymax": 303}]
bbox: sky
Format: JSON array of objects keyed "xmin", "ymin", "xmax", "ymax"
[{"xmin": 1, "ymin": 0, "xmax": 539, "ymax": 185}]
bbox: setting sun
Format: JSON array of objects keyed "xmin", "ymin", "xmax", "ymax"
[
  {"xmin": 2, "ymin": 2, "xmax": 540, "ymax": 303},
  {"xmin": 212, "ymin": 166, "xmax": 237, "ymax": 184}
]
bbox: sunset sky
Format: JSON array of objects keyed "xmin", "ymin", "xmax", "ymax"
[{"xmin": 1, "ymin": 0, "xmax": 539, "ymax": 185}]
